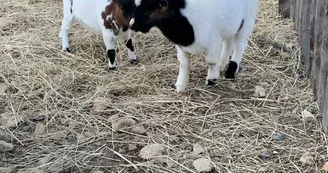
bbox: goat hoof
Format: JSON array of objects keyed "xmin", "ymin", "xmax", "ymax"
[
  {"xmin": 225, "ymin": 61, "xmax": 237, "ymax": 79},
  {"xmin": 206, "ymin": 79, "xmax": 217, "ymax": 86},
  {"xmin": 62, "ymin": 48, "xmax": 71, "ymax": 53},
  {"xmin": 130, "ymin": 59, "xmax": 139, "ymax": 65},
  {"xmin": 108, "ymin": 67, "xmax": 117, "ymax": 71},
  {"xmin": 170, "ymin": 83, "xmax": 176, "ymax": 89}
]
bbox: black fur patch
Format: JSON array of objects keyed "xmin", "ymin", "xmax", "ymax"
[
  {"xmin": 107, "ymin": 49, "xmax": 116, "ymax": 65},
  {"xmin": 238, "ymin": 19, "xmax": 244, "ymax": 32},
  {"xmin": 207, "ymin": 79, "xmax": 217, "ymax": 86},
  {"xmin": 225, "ymin": 61, "xmax": 238, "ymax": 79},
  {"xmin": 125, "ymin": 39, "xmax": 134, "ymax": 51}
]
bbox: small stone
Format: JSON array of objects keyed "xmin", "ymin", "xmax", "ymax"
[
  {"xmin": 301, "ymin": 110, "xmax": 316, "ymax": 123},
  {"xmin": 0, "ymin": 140, "xmax": 14, "ymax": 152},
  {"xmin": 321, "ymin": 162, "xmax": 328, "ymax": 171},
  {"xmin": 131, "ymin": 125, "xmax": 146, "ymax": 134},
  {"xmin": 0, "ymin": 113, "xmax": 23, "ymax": 128},
  {"xmin": 0, "ymin": 129, "xmax": 6, "ymax": 140},
  {"xmin": 30, "ymin": 115, "xmax": 45, "ymax": 122},
  {"xmin": 38, "ymin": 154, "xmax": 52, "ymax": 165},
  {"xmin": 254, "ymin": 85, "xmax": 267, "ymax": 98},
  {"xmin": 300, "ymin": 152, "xmax": 314, "ymax": 165},
  {"xmin": 273, "ymin": 133, "xmax": 286, "ymax": 142},
  {"xmin": 258, "ymin": 150, "xmax": 272, "ymax": 159},
  {"xmin": 259, "ymin": 82, "xmax": 269, "ymax": 87},
  {"xmin": 92, "ymin": 97, "xmax": 107, "ymax": 112},
  {"xmin": 128, "ymin": 144, "xmax": 138, "ymax": 151},
  {"xmin": 76, "ymin": 133, "xmax": 86, "ymax": 144},
  {"xmin": 192, "ymin": 157, "xmax": 213, "ymax": 172},
  {"xmin": 112, "ymin": 118, "xmax": 136, "ymax": 131},
  {"xmin": 53, "ymin": 131, "xmax": 66, "ymax": 139},
  {"xmin": 118, "ymin": 148, "xmax": 125, "ymax": 154},
  {"xmin": 34, "ymin": 123, "xmax": 45, "ymax": 136},
  {"xmin": 108, "ymin": 115, "xmax": 120, "ymax": 122},
  {"xmin": 193, "ymin": 143, "xmax": 205, "ymax": 155},
  {"xmin": 0, "ymin": 167, "xmax": 18, "ymax": 173},
  {"xmin": 139, "ymin": 144, "xmax": 165, "ymax": 159}
]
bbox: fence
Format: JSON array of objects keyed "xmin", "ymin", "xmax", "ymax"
[{"xmin": 278, "ymin": 0, "xmax": 328, "ymax": 134}]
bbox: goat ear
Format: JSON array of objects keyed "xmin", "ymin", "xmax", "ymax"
[{"xmin": 159, "ymin": 0, "xmax": 168, "ymax": 8}]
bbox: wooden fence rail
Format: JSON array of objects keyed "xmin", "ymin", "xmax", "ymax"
[{"xmin": 279, "ymin": 0, "xmax": 328, "ymax": 134}]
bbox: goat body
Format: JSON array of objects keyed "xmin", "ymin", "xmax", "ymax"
[
  {"xmin": 124, "ymin": 0, "xmax": 260, "ymax": 92},
  {"xmin": 59, "ymin": 0, "xmax": 139, "ymax": 71}
]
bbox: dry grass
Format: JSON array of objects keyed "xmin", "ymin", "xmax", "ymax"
[{"xmin": 0, "ymin": 0, "xmax": 327, "ymax": 172}]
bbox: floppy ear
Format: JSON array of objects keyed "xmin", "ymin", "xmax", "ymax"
[{"xmin": 159, "ymin": 0, "xmax": 168, "ymax": 9}]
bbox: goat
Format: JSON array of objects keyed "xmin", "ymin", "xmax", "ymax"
[
  {"xmin": 117, "ymin": 0, "xmax": 260, "ymax": 92},
  {"xmin": 59, "ymin": 0, "xmax": 139, "ymax": 71}
]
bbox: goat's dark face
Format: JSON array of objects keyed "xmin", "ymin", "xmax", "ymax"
[{"xmin": 118, "ymin": 0, "xmax": 170, "ymax": 33}]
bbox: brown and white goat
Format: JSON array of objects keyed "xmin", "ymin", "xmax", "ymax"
[{"xmin": 59, "ymin": 0, "xmax": 138, "ymax": 71}]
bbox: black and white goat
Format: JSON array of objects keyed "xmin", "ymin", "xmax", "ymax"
[
  {"xmin": 59, "ymin": 0, "xmax": 139, "ymax": 71},
  {"xmin": 117, "ymin": 0, "xmax": 260, "ymax": 92}
]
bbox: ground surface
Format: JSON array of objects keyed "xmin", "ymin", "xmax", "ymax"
[{"xmin": 0, "ymin": 0, "xmax": 327, "ymax": 172}]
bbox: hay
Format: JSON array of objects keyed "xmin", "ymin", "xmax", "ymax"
[{"xmin": 0, "ymin": 0, "xmax": 327, "ymax": 172}]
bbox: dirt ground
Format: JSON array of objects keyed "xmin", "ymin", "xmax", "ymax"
[{"xmin": 1, "ymin": 0, "xmax": 327, "ymax": 172}]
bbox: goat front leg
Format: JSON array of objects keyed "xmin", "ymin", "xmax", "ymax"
[
  {"xmin": 102, "ymin": 31, "xmax": 117, "ymax": 71},
  {"xmin": 205, "ymin": 36, "xmax": 223, "ymax": 86},
  {"xmin": 174, "ymin": 46, "xmax": 190, "ymax": 92},
  {"xmin": 124, "ymin": 30, "xmax": 139, "ymax": 65}
]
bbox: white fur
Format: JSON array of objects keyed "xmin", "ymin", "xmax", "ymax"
[
  {"xmin": 135, "ymin": 0, "xmax": 142, "ymax": 6},
  {"xmin": 59, "ymin": 0, "xmax": 138, "ymax": 69},
  {"xmin": 173, "ymin": 0, "xmax": 260, "ymax": 92}
]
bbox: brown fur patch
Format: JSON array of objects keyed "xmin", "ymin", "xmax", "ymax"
[{"xmin": 101, "ymin": 2, "xmax": 129, "ymax": 34}]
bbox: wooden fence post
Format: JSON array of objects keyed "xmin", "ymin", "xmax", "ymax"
[
  {"xmin": 300, "ymin": 0, "xmax": 311, "ymax": 76},
  {"xmin": 279, "ymin": 0, "xmax": 291, "ymax": 18},
  {"xmin": 320, "ymin": 0, "xmax": 328, "ymax": 134},
  {"xmin": 290, "ymin": 0, "xmax": 295, "ymax": 21},
  {"xmin": 313, "ymin": 0, "xmax": 325, "ymax": 102}
]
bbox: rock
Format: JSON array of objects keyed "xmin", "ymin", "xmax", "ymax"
[
  {"xmin": 17, "ymin": 168, "xmax": 45, "ymax": 173},
  {"xmin": 273, "ymin": 133, "xmax": 286, "ymax": 142},
  {"xmin": 192, "ymin": 157, "xmax": 213, "ymax": 172},
  {"xmin": 108, "ymin": 115, "xmax": 120, "ymax": 122},
  {"xmin": 277, "ymin": 95, "xmax": 289, "ymax": 102},
  {"xmin": 128, "ymin": 144, "xmax": 138, "ymax": 151},
  {"xmin": 139, "ymin": 144, "xmax": 165, "ymax": 159},
  {"xmin": 0, "ymin": 129, "xmax": 6, "ymax": 140},
  {"xmin": 258, "ymin": 150, "xmax": 272, "ymax": 159},
  {"xmin": 300, "ymin": 152, "xmax": 314, "ymax": 165},
  {"xmin": 0, "ymin": 167, "xmax": 18, "ymax": 173},
  {"xmin": 301, "ymin": 110, "xmax": 316, "ymax": 123},
  {"xmin": 112, "ymin": 118, "xmax": 136, "ymax": 131},
  {"xmin": 38, "ymin": 154, "xmax": 52, "ymax": 165},
  {"xmin": 30, "ymin": 115, "xmax": 45, "ymax": 122},
  {"xmin": 321, "ymin": 162, "xmax": 328, "ymax": 171},
  {"xmin": 76, "ymin": 133, "xmax": 86, "ymax": 144},
  {"xmin": 34, "ymin": 123, "xmax": 45, "ymax": 136},
  {"xmin": 193, "ymin": 143, "xmax": 205, "ymax": 155},
  {"xmin": 0, "ymin": 113, "xmax": 23, "ymax": 128},
  {"xmin": 92, "ymin": 97, "xmax": 107, "ymax": 112},
  {"xmin": 253, "ymin": 85, "xmax": 267, "ymax": 98},
  {"xmin": 131, "ymin": 125, "xmax": 146, "ymax": 134},
  {"xmin": 118, "ymin": 148, "xmax": 126, "ymax": 154},
  {"xmin": 259, "ymin": 82, "xmax": 269, "ymax": 87},
  {"xmin": 0, "ymin": 140, "xmax": 14, "ymax": 152}
]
